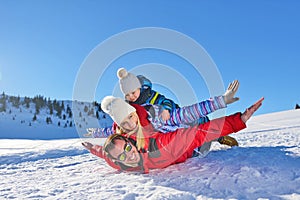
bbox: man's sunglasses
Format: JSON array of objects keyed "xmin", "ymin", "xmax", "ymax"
[{"xmin": 117, "ymin": 142, "xmax": 132, "ymax": 162}]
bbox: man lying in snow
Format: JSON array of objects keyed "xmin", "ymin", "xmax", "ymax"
[{"xmin": 82, "ymin": 97, "xmax": 264, "ymax": 173}]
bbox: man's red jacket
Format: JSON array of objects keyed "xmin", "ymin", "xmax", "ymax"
[{"xmin": 89, "ymin": 104, "xmax": 246, "ymax": 173}]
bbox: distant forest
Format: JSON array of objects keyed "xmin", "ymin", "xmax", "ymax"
[{"xmin": 0, "ymin": 92, "xmax": 107, "ymax": 128}]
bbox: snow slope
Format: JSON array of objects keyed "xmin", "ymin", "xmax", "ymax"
[
  {"xmin": 0, "ymin": 109, "xmax": 300, "ymax": 199},
  {"xmin": 0, "ymin": 97, "xmax": 113, "ymax": 139}
]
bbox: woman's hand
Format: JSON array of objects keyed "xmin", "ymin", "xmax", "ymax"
[{"xmin": 82, "ymin": 142, "xmax": 93, "ymax": 151}]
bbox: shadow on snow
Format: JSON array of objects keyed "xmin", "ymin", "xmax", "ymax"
[
  {"xmin": 150, "ymin": 146, "xmax": 300, "ymax": 200},
  {"xmin": 0, "ymin": 148, "xmax": 89, "ymax": 165}
]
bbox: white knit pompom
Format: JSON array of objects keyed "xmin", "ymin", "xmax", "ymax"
[
  {"xmin": 101, "ymin": 96, "xmax": 115, "ymax": 114},
  {"xmin": 117, "ymin": 68, "xmax": 128, "ymax": 79}
]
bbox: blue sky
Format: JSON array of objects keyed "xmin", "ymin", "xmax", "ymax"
[{"xmin": 0, "ymin": 0, "xmax": 299, "ymax": 116}]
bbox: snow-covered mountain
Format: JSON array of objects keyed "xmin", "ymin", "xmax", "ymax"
[
  {"xmin": 0, "ymin": 98, "xmax": 299, "ymax": 199},
  {"xmin": 0, "ymin": 93, "xmax": 113, "ymax": 139}
]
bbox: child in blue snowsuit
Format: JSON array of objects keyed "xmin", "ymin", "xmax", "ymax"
[{"xmin": 117, "ymin": 68, "xmax": 212, "ymax": 123}]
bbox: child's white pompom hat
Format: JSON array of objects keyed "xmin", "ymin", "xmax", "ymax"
[
  {"xmin": 117, "ymin": 68, "xmax": 141, "ymax": 95},
  {"xmin": 101, "ymin": 96, "xmax": 136, "ymax": 125}
]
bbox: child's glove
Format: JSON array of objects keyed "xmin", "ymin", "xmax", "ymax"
[{"xmin": 224, "ymin": 80, "xmax": 240, "ymax": 105}]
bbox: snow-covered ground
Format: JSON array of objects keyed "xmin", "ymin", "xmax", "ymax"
[{"xmin": 1, "ymin": 109, "xmax": 300, "ymax": 200}]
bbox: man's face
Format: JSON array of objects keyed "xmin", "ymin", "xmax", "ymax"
[
  {"xmin": 109, "ymin": 139, "xmax": 140, "ymax": 165},
  {"xmin": 125, "ymin": 88, "xmax": 141, "ymax": 102}
]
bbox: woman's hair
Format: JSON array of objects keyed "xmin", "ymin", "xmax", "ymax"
[
  {"xmin": 134, "ymin": 120, "xmax": 145, "ymax": 150},
  {"xmin": 117, "ymin": 112, "xmax": 145, "ymax": 151}
]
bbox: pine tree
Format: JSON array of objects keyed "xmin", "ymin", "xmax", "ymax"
[
  {"xmin": 84, "ymin": 105, "xmax": 89, "ymax": 113},
  {"xmin": 66, "ymin": 104, "xmax": 71, "ymax": 114},
  {"xmin": 68, "ymin": 110, "xmax": 73, "ymax": 118},
  {"xmin": 35, "ymin": 103, "xmax": 40, "ymax": 115},
  {"xmin": 57, "ymin": 109, "xmax": 62, "ymax": 118},
  {"xmin": 47, "ymin": 98, "xmax": 51, "ymax": 111},
  {"xmin": 0, "ymin": 94, "xmax": 6, "ymax": 112},
  {"xmin": 88, "ymin": 108, "xmax": 94, "ymax": 116},
  {"xmin": 49, "ymin": 104, "xmax": 53, "ymax": 115},
  {"xmin": 61, "ymin": 101, "xmax": 65, "ymax": 111},
  {"xmin": 52, "ymin": 99, "xmax": 62, "ymax": 118},
  {"xmin": 24, "ymin": 97, "xmax": 30, "ymax": 108},
  {"xmin": 46, "ymin": 117, "xmax": 53, "ymax": 124}
]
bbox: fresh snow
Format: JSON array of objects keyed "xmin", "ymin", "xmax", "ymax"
[{"xmin": 0, "ymin": 108, "xmax": 300, "ymax": 199}]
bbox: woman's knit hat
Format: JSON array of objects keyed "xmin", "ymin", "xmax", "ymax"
[
  {"xmin": 117, "ymin": 68, "xmax": 141, "ymax": 95},
  {"xmin": 101, "ymin": 96, "xmax": 136, "ymax": 126}
]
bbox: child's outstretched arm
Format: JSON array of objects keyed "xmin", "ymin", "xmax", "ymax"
[{"xmin": 165, "ymin": 80, "xmax": 240, "ymax": 125}]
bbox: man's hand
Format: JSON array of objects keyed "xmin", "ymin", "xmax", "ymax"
[
  {"xmin": 224, "ymin": 80, "xmax": 240, "ymax": 105},
  {"xmin": 241, "ymin": 97, "xmax": 264, "ymax": 123}
]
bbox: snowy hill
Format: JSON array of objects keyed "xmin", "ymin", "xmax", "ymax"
[
  {"xmin": 0, "ymin": 93, "xmax": 113, "ymax": 139},
  {"xmin": 0, "ymin": 108, "xmax": 299, "ymax": 199}
]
